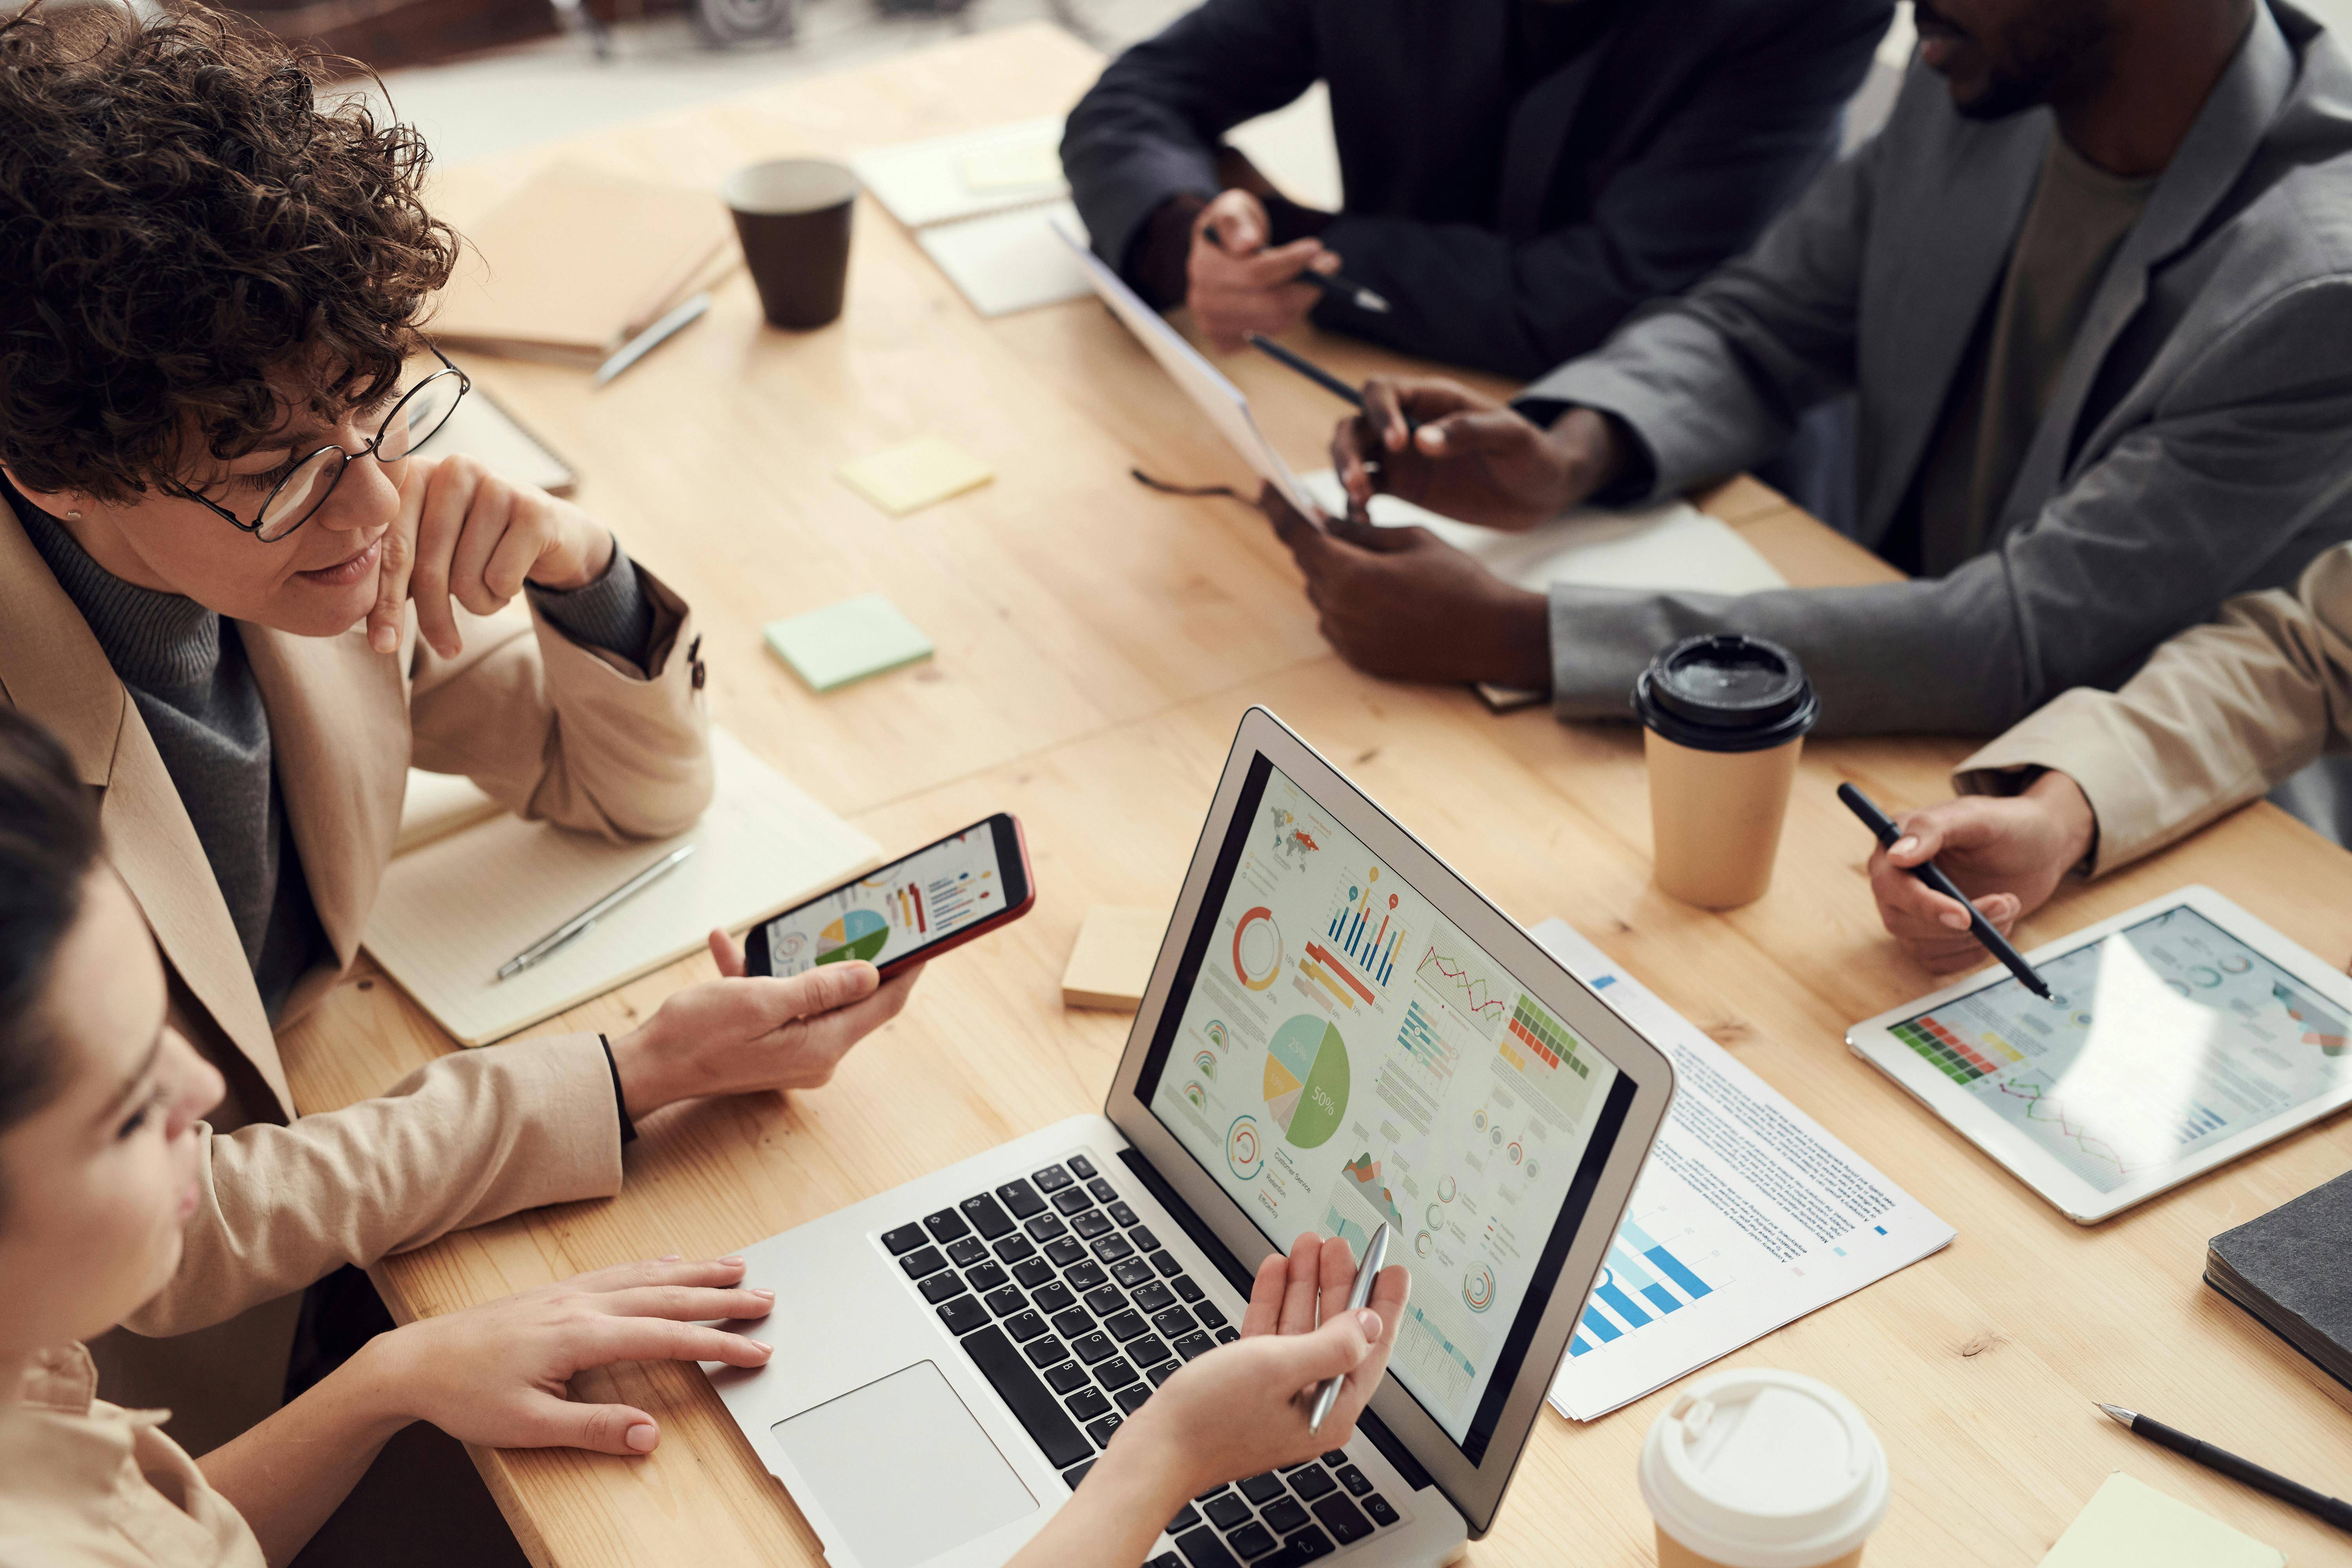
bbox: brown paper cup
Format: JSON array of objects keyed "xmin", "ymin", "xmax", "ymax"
[
  {"xmin": 725, "ymin": 158, "xmax": 858, "ymax": 329},
  {"xmin": 1644, "ymin": 729, "xmax": 1805, "ymax": 909}
]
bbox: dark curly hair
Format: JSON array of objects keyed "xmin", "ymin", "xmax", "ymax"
[{"xmin": 0, "ymin": 1, "xmax": 457, "ymax": 502}]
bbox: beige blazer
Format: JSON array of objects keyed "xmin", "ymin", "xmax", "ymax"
[
  {"xmin": 1958, "ymin": 541, "xmax": 2352, "ymax": 873},
  {"xmin": 0, "ymin": 1037, "xmax": 625, "ymax": 1568},
  {"xmin": 0, "ymin": 495, "xmax": 713, "ymax": 1124}
]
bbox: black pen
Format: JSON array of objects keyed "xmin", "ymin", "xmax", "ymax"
[
  {"xmin": 2098, "ymin": 1402, "xmax": 2352, "ymax": 1534},
  {"xmin": 1203, "ymin": 225, "xmax": 1392, "ymax": 314},
  {"xmin": 1837, "ymin": 782, "xmax": 2053, "ymax": 1000},
  {"xmin": 1247, "ymin": 332, "xmax": 1363, "ymax": 408}
]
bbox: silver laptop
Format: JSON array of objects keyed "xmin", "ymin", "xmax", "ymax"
[{"xmin": 708, "ymin": 708, "xmax": 1676, "ymax": 1568}]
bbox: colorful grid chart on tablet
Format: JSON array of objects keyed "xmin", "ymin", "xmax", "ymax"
[{"xmin": 1889, "ymin": 1015, "xmax": 2023, "ymax": 1084}]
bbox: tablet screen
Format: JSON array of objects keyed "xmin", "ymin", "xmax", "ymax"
[
  {"xmin": 1888, "ymin": 906, "xmax": 2352, "ymax": 1193},
  {"xmin": 1139, "ymin": 760, "xmax": 1627, "ymax": 1451}
]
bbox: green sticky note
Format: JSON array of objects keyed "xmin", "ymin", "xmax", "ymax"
[
  {"xmin": 764, "ymin": 594, "xmax": 934, "ymax": 693},
  {"xmin": 2038, "ymin": 1473, "xmax": 2282, "ymax": 1568}
]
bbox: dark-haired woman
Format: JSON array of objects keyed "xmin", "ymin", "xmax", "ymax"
[
  {"xmin": 0, "ymin": 0, "xmax": 918, "ymax": 1463},
  {"xmin": 0, "ymin": 710, "xmax": 1410, "ymax": 1568}
]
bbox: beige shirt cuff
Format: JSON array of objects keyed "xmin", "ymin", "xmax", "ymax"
[{"xmin": 1953, "ymin": 688, "xmax": 2266, "ymax": 878}]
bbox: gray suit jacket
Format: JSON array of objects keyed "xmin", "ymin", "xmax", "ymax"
[{"xmin": 1519, "ymin": 0, "xmax": 2352, "ymax": 736}]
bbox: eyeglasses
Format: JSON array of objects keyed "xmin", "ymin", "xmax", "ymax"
[{"xmin": 164, "ymin": 345, "xmax": 472, "ymax": 544}]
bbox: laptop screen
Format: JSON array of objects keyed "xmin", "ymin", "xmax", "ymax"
[{"xmin": 1136, "ymin": 755, "xmax": 1634, "ymax": 1463}]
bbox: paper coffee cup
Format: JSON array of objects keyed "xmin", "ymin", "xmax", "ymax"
[
  {"xmin": 725, "ymin": 158, "xmax": 858, "ymax": 329},
  {"xmin": 1640, "ymin": 1368, "xmax": 1889, "ymax": 1568},
  {"xmin": 1632, "ymin": 634, "xmax": 1818, "ymax": 909}
]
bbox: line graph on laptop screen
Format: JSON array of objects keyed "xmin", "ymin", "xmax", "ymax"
[{"xmin": 1148, "ymin": 764, "xmax": 1620, "ymax": 1443}]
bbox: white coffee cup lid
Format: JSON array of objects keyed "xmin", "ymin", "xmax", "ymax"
[{"xmin": 1639, "ymin": 1368, "xmax": 1889, "ymax": 1568}]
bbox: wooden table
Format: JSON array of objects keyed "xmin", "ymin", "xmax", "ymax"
[{"xmin": 281, "ymin": 24, "xmax": 2352, "ymax": 1567}]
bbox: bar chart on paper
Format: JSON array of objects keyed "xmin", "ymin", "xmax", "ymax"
[{"xmin": 1569, "ymin": 1212, "xmax": 1719, "ymax": 1359}]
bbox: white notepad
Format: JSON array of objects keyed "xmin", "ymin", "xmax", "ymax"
[
  {"xmin": 852, "ymin": 116, "xmax": 1070, "ymax": 230},
  {"xmin": 916, "ymin": 200, "xmax": 1094, "ymax": 317},
  {"xmin": 419, "ymin": 387, "xmax": 578, "ymax": 496},
  {"xmin": 366, "ymin": 728, "xmax": 882, "ymax": 1046}
]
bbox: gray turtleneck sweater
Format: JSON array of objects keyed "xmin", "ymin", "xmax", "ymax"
[{"xmin": 16, "ymin": 490, "xmax": 656, "ymax": 1022}]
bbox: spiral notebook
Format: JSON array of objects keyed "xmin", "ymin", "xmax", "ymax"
[{"xmin": 365, "ymin": 728, "xmax": 881, "ymax": 1045}]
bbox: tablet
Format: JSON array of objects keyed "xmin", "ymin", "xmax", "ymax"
[{"xmin": 1846, "ymin": 886, "xmax": 2352, "ymax": 1223}]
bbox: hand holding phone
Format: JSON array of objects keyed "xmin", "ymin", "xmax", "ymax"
[
  {"xmin": 606, "ymin": 933, "xmax": 922, "ymax": 1116},
  {"xmin": 744, "ymin": 813, "xmax": 1035, "ymax": 981}
]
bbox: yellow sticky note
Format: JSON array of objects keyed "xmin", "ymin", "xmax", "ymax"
[
  {"xmin": 835, "ymin": 436, "xmax": 994, "ymax": 517},
  {"xmin": 2038, "ymin": 1473, "xmax": 2283, "ymax": 1568},
  {"xmin": 960, "ymin": 142, "xmax": 1062, "ymax": 192}
]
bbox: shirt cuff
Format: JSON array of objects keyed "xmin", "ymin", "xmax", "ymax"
[
  {"xmin": 600, "ymin": 1034, "xmax": 639, "ymax": 1148},
  {"xmin": 529, "ymin": 540, "xmax": 658, "ymax": 669}
]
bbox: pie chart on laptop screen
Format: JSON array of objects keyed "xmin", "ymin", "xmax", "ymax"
[
  {"xmin": 1263, "ymin": 1014, "xmax": 1350, "ymax": 1149},
  {"xmin": 818, "ymin": 908, "xmax": 889, "ymax": 964}
]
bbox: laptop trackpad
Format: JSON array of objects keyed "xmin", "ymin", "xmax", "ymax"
[{"xmin": 772, "ymin": 1361, "xmax": 1039, "ymax": 1568}]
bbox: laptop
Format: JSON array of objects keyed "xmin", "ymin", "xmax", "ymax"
[{"xmin": 708, "ymin": 707, "xmax": 1677, "ymax": 1568}]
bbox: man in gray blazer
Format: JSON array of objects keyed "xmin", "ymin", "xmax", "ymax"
[{"xmin": 1272, "ymin": 0, "xmax": 2352, "ymax": 736}]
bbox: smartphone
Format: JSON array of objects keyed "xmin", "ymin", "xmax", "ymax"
[{"xmin": 742, "ymin": 813, "xmax": 1034, "ymax": 980}]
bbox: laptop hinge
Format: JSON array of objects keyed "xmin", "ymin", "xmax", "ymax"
[{"xmin": 1115, "ymin": 1148, "xmax": 1437, "ymax": 1495}]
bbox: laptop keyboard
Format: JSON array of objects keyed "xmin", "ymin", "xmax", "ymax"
[{"xmin": 880, "ymin": 1154, "xmax": 1404, "ymax": 1565}]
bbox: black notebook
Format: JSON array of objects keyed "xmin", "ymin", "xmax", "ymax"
[{"xmin": 2206, "ymin": 1169, "xmax": 2352, "ymax": 1390}]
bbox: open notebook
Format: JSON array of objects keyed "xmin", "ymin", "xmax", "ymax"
[{"xmin": 365, "ymin": 728, "xmax": 881, "ymax": 1046}]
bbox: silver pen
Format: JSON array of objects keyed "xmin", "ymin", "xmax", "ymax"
[
  {"xmin": 495, "ymin": 844, "xmax": 696, "ymax": 980},
  {"xmin": 593, "ymin": 292, "xmax": 711, "ymax": 387},
  {"xmin": 1307, "ymin": 1223, "xmax": 1389, "ymax": 1436}
]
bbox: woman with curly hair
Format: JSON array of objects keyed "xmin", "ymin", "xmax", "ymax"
[{"xmin": 0, "ymin": 0, "xmax": 921, "ymax": 1508}]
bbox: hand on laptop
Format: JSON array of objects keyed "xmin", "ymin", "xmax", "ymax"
[
  {"xmin": 1261, "ymin": 485, "xmax": 1552, "ymax": 691},
  {"xmin": 349, "ymin": 1255, "xmax": 775, "ymax": 1455},
  {"xmin": 1869, "ymin": 773, "xmax": 2096, "ymax": 972},
  {"xmin": 606, "ymin": 930, "xmax": 923, "ymax": 1119},
  {"xmin": 1332, "ymin": 377, "xmax": 1625, "ymax": 533},
  {"xmin": 1006, "ymin": 1232, "xmax": 1408, "ymax": 1568}
]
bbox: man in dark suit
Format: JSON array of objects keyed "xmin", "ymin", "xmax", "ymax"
[{"xmin": 1061, "ymin": 0, "xmax": 1893, "ymax": 379}]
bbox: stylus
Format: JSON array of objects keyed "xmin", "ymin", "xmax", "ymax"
[
  {"xmin": 2098, "ymin": 1403, "xmax": 2352, "ymax": 1534},
  {"xmin": 1836, "ymin": 783, "xmax": 2055, "ymax": 1001},
  {"xmin": 1307, "ymin": 1223, "xmax": 1390, "ymax": 1436},
  {"xmin": 1204, "ymin": 226, "xmax": 1392, "ymax": 313},
  {"xmin": 496, "ymin": 844, "xmax": 696, "ymax": 980}
]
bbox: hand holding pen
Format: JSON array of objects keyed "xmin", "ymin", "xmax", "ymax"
[
  {"xmin": 1840, "ymin": 783, "xmax": 2056, "ymax": 998},
  {"xmin": 1187, "ymin": 191, "xmax": 1388, "ymax": 351},
  {"xmin": 1855, "ymin": 775, "xmax": 2097, "ymax": 976}
]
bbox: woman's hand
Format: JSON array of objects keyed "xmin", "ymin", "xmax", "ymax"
[
  {"xmin": 1868, "ymin": 772, "xmax": 2098, "ymax": 972},
  {"xmin": 368, "ymin": 454, "xmax": 617, "ymax": 657},
  {"xmin": 1332, "ymin": 378, "xmax": 1624, "ymax": 531},
  {"xmin": 1006, "ymin": 1234, "xmax": 1408, "ymax": 1568},
  {"xmin": 607, "ymin": 931, "xmax": 923, "ymax": 1119},
  {"xmin": 359, "ymin": 1256, "xmax": 775, "ymax": 1455}
]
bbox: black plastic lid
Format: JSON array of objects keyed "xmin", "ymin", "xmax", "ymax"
[{"xmin": 1630, "ymin": 634, "xmax": 1819, "ymax": 753}]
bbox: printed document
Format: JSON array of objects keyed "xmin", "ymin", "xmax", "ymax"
[{"xmin": 1532, "ymin": 918, "xmax": 1956, "ymax": 1420}]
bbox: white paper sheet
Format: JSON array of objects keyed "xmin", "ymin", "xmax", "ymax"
[
  {"xmin": 1531, "ymin": 918, "xmax": 1956, "ymax": 1420},
  {"xmin": 916, "ymin": 200, "xmax": 1094, "ymax": 318},
  {"xmin": 852, "ymin": 116, "xmax": 1069, "ymax": 230}
]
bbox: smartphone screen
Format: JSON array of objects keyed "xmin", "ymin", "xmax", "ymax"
[{"xmin": 757, "ymin": 822, "xmax": 1016, "ymax": 976}]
